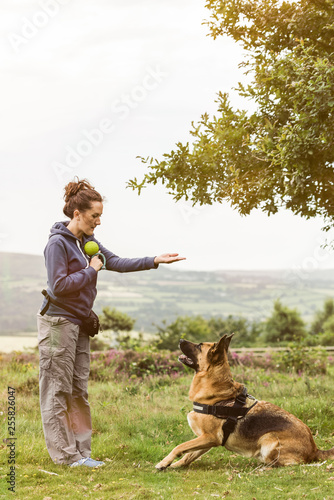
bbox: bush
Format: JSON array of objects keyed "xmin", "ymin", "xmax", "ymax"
[
  {"xmin": 90, "ymin": 349, "xmax": 187, "ymax": 382},
  {"xmin": 90, "ymin": 336, "xmax": 111, "ymax": 351},
  {"xmin": 273, "ymin": 342, "xmax": 328, "ymax": 376},
  {"xmin": 229, "ymin": 350, "xmax": 276, "ymax": 370},
  {"xmin": 7, "ymin": 351, "xmax": 39, "ymax": 373}
]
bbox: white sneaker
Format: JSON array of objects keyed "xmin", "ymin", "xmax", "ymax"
[{"xmin": 69, "ymin": 457, "xmax": 104, "ymax": 468}]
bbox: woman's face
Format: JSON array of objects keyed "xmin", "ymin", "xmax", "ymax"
[{"xmin": 78, "ymin": 201, "xmax": 103, "ymax": 236}]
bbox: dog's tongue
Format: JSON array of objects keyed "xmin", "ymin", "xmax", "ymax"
[{"xmin": 179, "ymin": 354, "xmax": 193, "ymax": 365}]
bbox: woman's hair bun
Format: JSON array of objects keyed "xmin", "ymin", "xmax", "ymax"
[
  {"xmin": 64, "ymin": 177, "xmax": 95, "ymax": 203},
  {"xmin": 63, "ymin": 177, "xmax": 103, "ymax": 219}
]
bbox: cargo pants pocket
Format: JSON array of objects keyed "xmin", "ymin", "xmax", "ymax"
[{"xmin": 39, "ymin": 346, "xmax": 73, "ymax": 394}]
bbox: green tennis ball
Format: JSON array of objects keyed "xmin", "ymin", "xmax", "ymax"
[{"xmin": 84, "ymin": 241, "xmax": 99, "ymax": 256}]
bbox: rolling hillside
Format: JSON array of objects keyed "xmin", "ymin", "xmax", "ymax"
[{"xmin": 1, "ymin": 252, "xmax": 334, "ymax": 334}]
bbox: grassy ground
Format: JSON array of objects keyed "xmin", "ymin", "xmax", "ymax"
[{"xmin": 0, "ymin": 352, "xmax": 333, "ymax": 500}]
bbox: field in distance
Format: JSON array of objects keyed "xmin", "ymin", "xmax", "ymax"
[{"xmin": 1, "ymin": 252, "xmax": 334, "ymax": 334}]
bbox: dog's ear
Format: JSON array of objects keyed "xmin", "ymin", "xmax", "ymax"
[
  {"xmin": 224, "ymin": 333, "xmax": 234, "ymax": 351},
  {"xmin": 211, "ymin": 333, "xmax": 234, "ymax": 356}
]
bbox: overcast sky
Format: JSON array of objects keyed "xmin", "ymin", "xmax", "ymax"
[{"xmin": 1, "ymin": 0, "xmax": 334, "ymax": 272}]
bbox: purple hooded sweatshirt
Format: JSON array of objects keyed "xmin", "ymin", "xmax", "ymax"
[{"xmin": 40, "ymin": 221, "xmax": 158, "ymax": 325}]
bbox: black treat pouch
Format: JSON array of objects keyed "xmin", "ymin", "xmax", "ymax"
[{"xmin": 81, "ymin": 310, "xmax": 100, "ymax": 337}]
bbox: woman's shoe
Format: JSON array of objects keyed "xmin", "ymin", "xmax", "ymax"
[{"xmin": 69, "ymin": 457, "xmax": 104, "ymax": 467}]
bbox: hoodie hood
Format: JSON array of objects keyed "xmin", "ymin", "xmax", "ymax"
[
  {"xmin": 49, "ymin": 221, "xmax": 77, "ymax": 240},
  {"xmin": 49, "ymin": 221, "xmax": 95, "ymax": 244}
]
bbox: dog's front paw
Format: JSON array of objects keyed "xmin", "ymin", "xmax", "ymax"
[{"xmin": 155, "ymin": 461, "xmax": 169, "ymax": 471}]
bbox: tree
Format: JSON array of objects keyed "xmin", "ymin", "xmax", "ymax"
[
  {"xmin": 310, "ymin": 298, "xmax": 334, "ymax": 344},
  {"xmin": 155, "ymin": 313, "xmax": 260, "ymax": 350},
  {"xmin": 99, "ymin": 306, "xmax": 136, "ymax": 332},
  {"xmin": 99, "ymin": 307, "xmax": 136, "ymax": 347},
  {"xmin": 155, "ymin": 315, "xmax": 213, "ymax": 350},
  {"xmin": 128, "ymin": 0, "xmax": 334, "ymax": 231},
  {"xmin": 319, "ymin": 316, "xmax": 334, "ymax": 345},
  {"xmin": 208, "ymin": 315, "xmax": 260, "ymax": 346},
  {"xmin": 310, "ymin": 297, "xmax": 334, "ymax": 334},
  {"xmin": 264, "ymin": 299, "xmax": 307, "ymax": 343}
]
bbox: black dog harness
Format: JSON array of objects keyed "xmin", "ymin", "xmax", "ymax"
[{"xmin": 193, "ymin": 387, "xmax": 258, "ymax": 446}]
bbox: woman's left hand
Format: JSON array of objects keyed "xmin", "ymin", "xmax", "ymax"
[{"xmin": 154, "ymin": 253, "xmax": 186, "ymax": 265}]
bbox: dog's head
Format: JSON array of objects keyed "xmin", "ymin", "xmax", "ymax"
[{"xmin": 178, "ymin": 334, "xmax": 234, "ymax": 372}]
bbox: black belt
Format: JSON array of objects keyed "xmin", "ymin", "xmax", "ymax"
[{"xmin": 40, "ymin": 289, "xmax": 80, "ymax": 318}]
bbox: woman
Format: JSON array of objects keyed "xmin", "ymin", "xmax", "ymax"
[{"xmin": 37, "ymin": 178, "xmax": 185, "ymax": 467}]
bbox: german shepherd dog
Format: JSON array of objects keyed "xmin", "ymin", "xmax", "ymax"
[{"xmin": 156, "ymin": 335, "xmax": 334, "ymax": 470}]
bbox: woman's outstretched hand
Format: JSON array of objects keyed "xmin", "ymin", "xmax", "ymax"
[{"xmin": 154, "ymin": 253, "xmax": 186, "ymax": 265}]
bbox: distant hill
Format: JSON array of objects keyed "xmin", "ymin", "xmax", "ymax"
[{"xmin": 1, "ymin": 252, "xmax": 334, "ymax": 334}]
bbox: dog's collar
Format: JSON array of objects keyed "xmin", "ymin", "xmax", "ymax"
[
  {"xmin": 193, "ymin": 387, "xmax": 258, "ymax": 447},
  {"xmin": 193, "ymin": 387, "xmax": 256, "ymax": 418},
  {"xmin": 192, "ymin": 403, "xmax": 252, "ymax": 418}
]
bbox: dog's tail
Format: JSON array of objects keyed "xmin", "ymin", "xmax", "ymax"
[{"xmin": 315, "ymin": 446, "xmax": 334, "ymax": 461}]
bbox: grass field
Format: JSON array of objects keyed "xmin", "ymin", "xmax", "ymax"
[{"xmin": 1, "ymin": 350, "xmax": 334, "ymax": 500}]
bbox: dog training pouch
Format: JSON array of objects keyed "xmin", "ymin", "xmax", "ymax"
[{"xmin": 80, "ymin": 310, "xmax": 100, "ymax": 338}]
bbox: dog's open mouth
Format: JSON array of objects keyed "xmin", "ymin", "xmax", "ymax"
[{"xmin": 179, "ymin": 354, "xmax": 194, "ymax": 366}]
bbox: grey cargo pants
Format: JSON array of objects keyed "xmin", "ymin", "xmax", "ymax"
[{"xmin": 37, "ymin": 313, "xmax": 91, "ymax": 465}]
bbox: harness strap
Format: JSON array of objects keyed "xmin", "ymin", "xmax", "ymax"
[
  {"xmin": 192, "ymin": 403, "xmax": 250, "ymax": 418},
  {"xmin": 192, "ymin": 387, "xmax": 257, "ymax": 447},
  {"xmin": 221, "ymin": 417, "xmax": 238, "ymax": 446},
  {"xmin": 222, "ymin": 387, "xmax": 253, "ymax": 447}
]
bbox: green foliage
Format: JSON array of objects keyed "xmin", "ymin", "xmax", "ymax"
[
  {"xmin": 274, "ymin": 341, "xmax": 328, "ymax": 376},
  {"xmin": 99, "ymin": 306, "xmax": 136, "ymax": 333},
  {"xmin": 89, "ymin": 335, "xmax": 111, "ymax": 351},
  {"xmin": 319, "ymin": 315, "xmax": 334, "ymax": 345},
  {"xmin": 89, "ymin": 348, "xmax": 187, "ymax": 382},
  {"xmin": 310, "ymin": 298, "xmax": 334, "ymax": 346},
  {"xmin": 152, "ymin": 296, "xmax": 334, "ymax": 350},
  {"xmin": 100, "ymin": 297, "xmax": 334, "ymax": 353},
  {"xmin": 208, "ymin": 315, "xmax": 261, "ymax": 346},
  {"xmin": 128, "ymin": 0, "xmax": 334, "ymax": 230},
  {"xmin": 264, "ymin": 299, "xmax": 307, "ymax": 344},
  {"xmin": 98, "ymin": 307, "xmax": 136, "ymax": 347},
  {"xmin": 154, "ymin": 315, "xmax": 213, "ymax": 350},
  {"xmin": 154, "ymin": 314, "xmax": 260, "ymax": 350},
  {"xmin": 116, "ymin": 332, "xmax": 144, "ymax": 350},
  {"xmin": 310, "ymin": 297, "xmax": 334, "ymax": 334}
]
